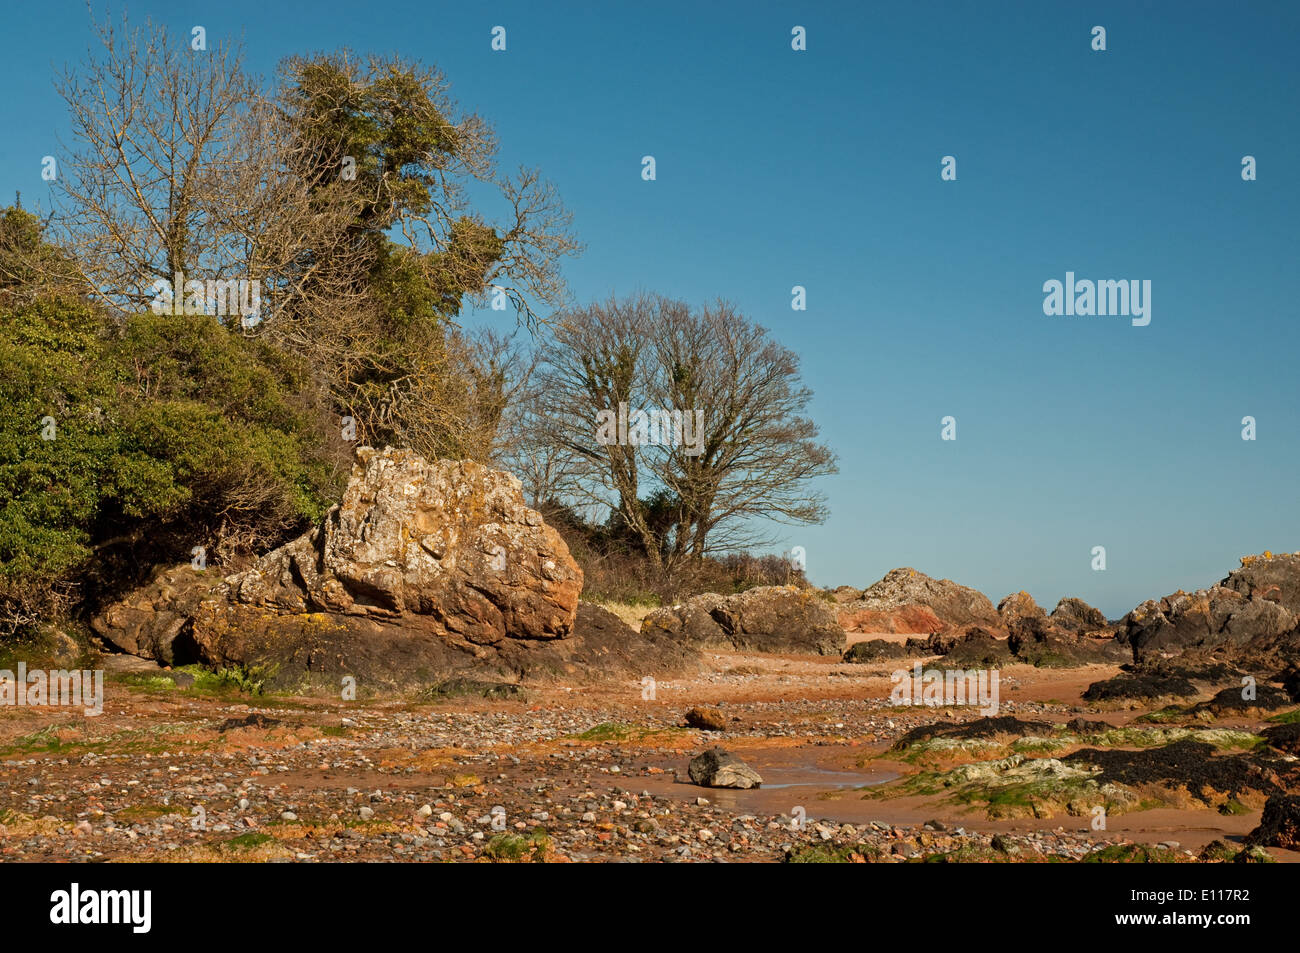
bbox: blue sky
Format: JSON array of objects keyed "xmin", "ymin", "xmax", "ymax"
[{"xmin": 3, "ymin": 1, "xmax": 1298, "ymax": 616}]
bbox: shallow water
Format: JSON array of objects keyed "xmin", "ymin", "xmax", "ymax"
[{"xmin": 637, "ymin": 746, "xmax": 898, "ymax": 821}]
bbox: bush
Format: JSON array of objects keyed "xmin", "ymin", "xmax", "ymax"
[{"xmin": 0, "ymin": 289, "xmax": 342, "ymax": 637}]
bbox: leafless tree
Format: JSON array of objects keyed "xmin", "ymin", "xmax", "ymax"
[
  {"xmin": 530, "ymin": 294, "xmax": 836, "ymax": 577},
  {"xmin": 43, "ymin": 14, "xmax": 580, "ymax": 461}
]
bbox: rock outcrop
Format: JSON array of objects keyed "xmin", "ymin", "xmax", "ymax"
[
  {"xmin": 837, "ymin": 568, "xmax": 999, "ymax": 634},
  {"xmin": 1118, "ymin": 553, "xmax": 1300, "ymax": 665},
  {"xmin": 92, "ymin": 448, "xmax": 697, "ymax": 689},
  {"xmin": 827, "ymin": 586, "xmax": 863, "ymax": 604},
  {"xmin": 1246, "ymin": 793, "xmax": 1300, "ymax": 851},
  {"xmin": 1004, "ymin": 614, "xmax": 1128, "ymax": 667},
  {"xmin": 1049, "ymin": 597, "xmax": 1109, "ymax": 633},
  {"xmin": 641, "ymin": 586, "xmax": 845, "ymax": 656},
  {"xmin": 997, "ymin": 591, "xmax": 1046, "ymax": 630}
]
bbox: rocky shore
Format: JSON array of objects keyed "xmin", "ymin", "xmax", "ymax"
[{"xmin": 8, "ymin": 449, "xmax": 1299, "ymax": 863}]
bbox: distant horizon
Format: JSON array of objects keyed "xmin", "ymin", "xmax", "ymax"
[{"xmin": 3, "ymin": 1, "xmax": 1296, "ymax": 620}]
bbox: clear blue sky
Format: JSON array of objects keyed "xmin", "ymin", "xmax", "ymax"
[{"xmin": 3, "ymin": 1, "xmax": 1298, "ymax": 617}]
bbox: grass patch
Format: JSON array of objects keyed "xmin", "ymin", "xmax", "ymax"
[
  {"xmin": 219, "ymin": 832, "xmax": 275, "ymax": 851},
  {"xmin": 115, "ymin": 673, "xmax": 184, "ymax": 691},
  {"xmin": 192, "ymin": 664, "xmax": 276, "ymax": 695}
]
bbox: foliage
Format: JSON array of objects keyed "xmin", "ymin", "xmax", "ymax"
[{"xmin": 0, "ymin": 225, "xmax": 339, "ymax": 635}]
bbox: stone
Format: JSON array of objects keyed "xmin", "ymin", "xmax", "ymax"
[
  {"xmin": 688, "ymin": 748, "xmax": 763, "ymax": 789},
  {"xmin": 1082, "ymin": 672, "xmax": 1198, "ymax": 702},
  {"xmin": 843, "ymin": 639, "xmax": 914, "ymax": 663},
  {"xmin": 684, "ymin": 707, "xmax": 728, "ymax": 731},
  {"xmin": 998, "ymin": 590, "xmax": 1046, "ymax": 629},
  {"xmin": 828, "ymin": 586, "xmax": 863, "ymax": 603},
  {"xmin": 223, "ymin": 447, "xmax": 582, "ymax": 642}
]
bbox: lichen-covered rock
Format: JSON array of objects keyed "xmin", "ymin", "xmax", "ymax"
[
  {"xmin": 185, "ymin": 448, "xmax": 586, "ymax": 687},
  {"xmin": 226, "ymin": 447, "xmax": 582, "ymax": 643},
  {"xmin": 1222, "ymin": 552, "xmax": 1300, "ymax": 611},
  {"xmin": 642, "ymin": 586, "xmax": 845, "ymax": 656},
  {"xmin": 86, "ymin": 449, "xmax": 702, "ymax": 690}
]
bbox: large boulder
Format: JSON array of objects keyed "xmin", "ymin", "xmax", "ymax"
[
  {"xmin": 688, "ymin": 748, "xmax": 763, "ymax": 789},
  {"xmin": 224, "ymin": 447, "xmax": 582, "ymax": 642},
  {"xmin": 1119, "ymin": 554, "xmax": 1300, "ymax": 664},
  {"xmin": 838, "ymin": 568, "xmax": 999, "ymax": 634},
  {"xmin": 93, "ymin": 449, "xmax": 696, "ymax": 690},
  {"xmin": 642, "ymin": 586, "xmax": 845, "ymax": 656}
]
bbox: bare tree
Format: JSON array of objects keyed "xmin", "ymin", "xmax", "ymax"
[
  {"xmin": 650, "ymin": 299, "xmax": 835, "ymax": 556},
  {"xmin": 48, "ymin": 14, "xmax": 271, "ymax": 312},
  {"xmin": 531, "ymin": 294, "xmax": 836, "ymax": 576},
  {"xmin": 43, "ymin": 15, "xmax": 580, "ymax": 462}
]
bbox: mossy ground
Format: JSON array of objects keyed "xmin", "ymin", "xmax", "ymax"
[{"xmin": 483, "ymin": 827, "xmax": 551, "ymax": 862}]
